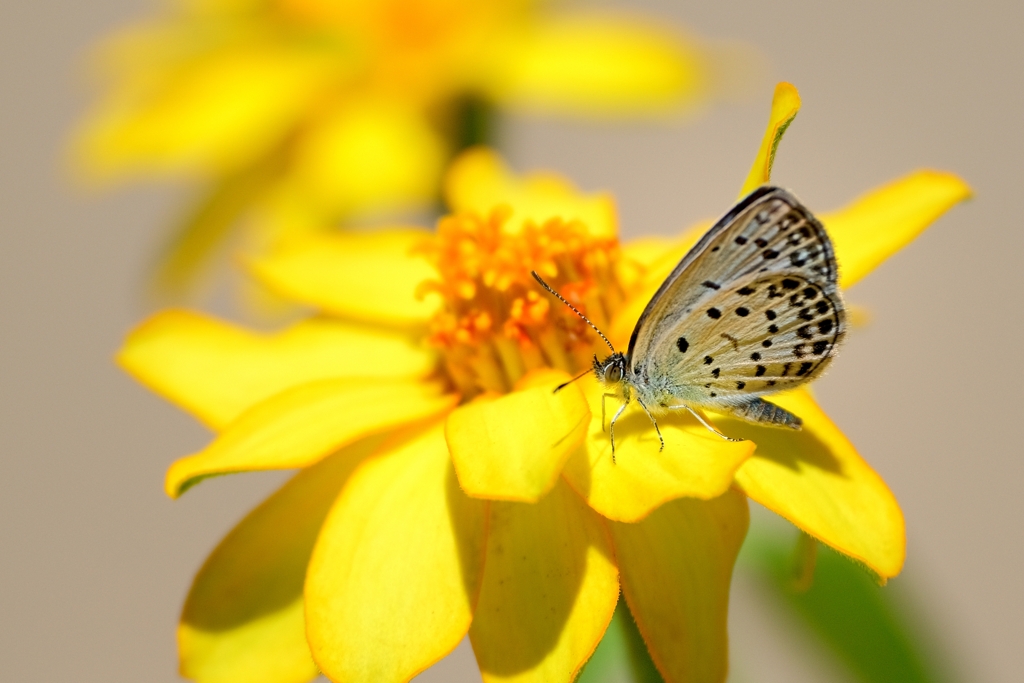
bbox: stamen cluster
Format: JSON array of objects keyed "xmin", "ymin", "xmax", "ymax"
[{"xmin": 420, "ymin": 206, "xmax": 623, "ymax": 396}]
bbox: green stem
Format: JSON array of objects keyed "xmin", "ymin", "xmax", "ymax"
[{"xmin": 577, "ymin": 597, "xmax": 665, "ymax": 683}]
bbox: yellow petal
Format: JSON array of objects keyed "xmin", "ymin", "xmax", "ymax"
[
  {"xmin": 444, "ymin": 147, "xmax": 618, "ymax": 238},
  {"xmin": 306, "ymin": 423, "xmax": 487, "ymax": 683},
  {"xmin": 619, "ymin": 235, "xmax": 679, "ymax": 270},
  {"xmin": 487, "ymin": 14, "xmax": 708, "ymax": 117},
  {"xmin": 165, "ymin": 379, "xmax": 456, "ymax": 498},
  {"xmin": 179, "ymin": 437, "xmax": 381, "ymax": 683},
  {"xmin": 470, "ymin": 478, "xmax": 619, "ymax": 683},
  {"xmin": 446, "ymin": 369, "xmax": 590, "ymax": 503},
  {"xmin": 610, "ymin": 221, "xmax": 711, "ymax": 348},
  {"xmin": 118, "ymin": 310, "xmax": 437, "ymax": 430},
  {"xmin": 148, "ymin": 156, "xmax": 279, "ymax": 299},
  {"xmin": 737, "ymin": 82, "xmax": 801, "ymax": 199},
  {"xmin": 562, "ymin": 377, "xmax": 753, "ymax": 522},
  {"xmin": 729, "ymin": 390, "xmax": 905, "ymax": 580},
  {"xmin": 289, "ymin": 98, "xmax": 447, "ymax": 217},
  {"xmin": 74, "ymin": 39, "xmax": 340, "ymax": 181},
  {"xmin": 610, "ymin": 489, "xmax": 749, "ymax": 683},
  {"xmin": 821, "ymin": 170, "xmax": 972, "ymax": 289},
  {"xmin": 246, "ymin": 229, "xmax": 443, "ymax": 326}
]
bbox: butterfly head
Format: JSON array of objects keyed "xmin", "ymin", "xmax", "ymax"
[{"xmin": 593, "ymin": 352, "xmax": 629, "ymax": 388}]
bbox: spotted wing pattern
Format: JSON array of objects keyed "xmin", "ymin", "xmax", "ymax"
[
  {"xmin": 628, "ymin": 186, "xmax": 837, "ymax": 367},
  {"xmin": 628, "ymin": 186, "xmax": 844, "ymax": 409},
  {"xmin": 650, "ymin": 271, "xmax": 845, "ymax": 407}
]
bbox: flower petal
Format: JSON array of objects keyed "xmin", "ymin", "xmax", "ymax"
[
  {"xmin": 820, "ymin": 170, "xmax": 972, "ymax": 289},
  {"xmin": 165, "ymin": 378, "xmax": 456, "ymax": 498},
  {"xmin": 486, "ymin": 14, "xmax": 708, "ymax": 117},
  {"xmin": 444, "ymin": 147, "xmax": 617, "ymax": 238},
  {"xmin": 470, "ymin": 479, "xmax": 619, "ymax": 683},
  {"xmin": 728, "ymin": 390, "xmax": 905, "ymax": 580},
  {"xmin": 306, "ymin": 423, "xmax": 487, "ymax": 683},
  {"xmin": 289, "ymin": 98, "xmax": 447, "ymax": 217},
  {"xmin": 178, "ymin": 438, "xmax": 381, "ymax": 683},
  {"xmin": 611, "ymin": 489, "xmax": 749, "ymax": 683},
  {"xmin": 246, "ymin": 229, "xmax": 443, "ymax": 326},
  {"xmin": 737, "ymin": 82, "xmax": 801, "ymax": 198},
  {"xmin": 74, "ymin": 37, "xmax": 339, "ymax": 180},
  {"xmin": 610, "ymin": 221, "xmax": 711, "ymax": 348},
  {"xmin": 118, "ymin": 310, "xmax": 438, "ymax": 429},
  {"xmin": 445, "ymin": 369, "xmax": 590, "ymax": 503},
  {"xmin": 562, "ymin": 377, "xmax": 753, "ymax": 522}
]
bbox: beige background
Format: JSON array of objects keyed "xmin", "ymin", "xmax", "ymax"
[{"xmin": 2, "ymin": 1, "xmax": 1022, "ymax": 681}]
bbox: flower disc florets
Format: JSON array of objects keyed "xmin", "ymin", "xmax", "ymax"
[{"xmin": 420, "ymin": 205, "xmax": 623, "ymax": 397}]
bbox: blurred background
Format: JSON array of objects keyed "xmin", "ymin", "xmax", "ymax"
[{"xmin": 2, "ymin": 1, "xmax": 1022, "ymax": 682}]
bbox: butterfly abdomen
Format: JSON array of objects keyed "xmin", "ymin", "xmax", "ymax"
[{"xmin": 727, "ymin": 398, "xmax": 803, "ymax": 430}]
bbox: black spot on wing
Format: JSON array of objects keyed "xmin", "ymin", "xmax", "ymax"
[
  {"xmin": 676, "ymin": 337, "xmax": 689, "ymax": 353},
  {"xmin": 707, "ymin": 308, "xmax": 721, "ymax": 319}
]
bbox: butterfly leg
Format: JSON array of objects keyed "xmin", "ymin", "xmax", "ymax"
[
  {"xmin": 601, "ymin": 393, "xmax": 618, "ymax": 432},
  {"xmin": 668, "ymin": 404, "xmax": 745, "ymax": 442},
  {"xmin": 608, "ymin": 401, "xmax": 628, "ymax": 464},
  {"xmin": 634, "ymin": 397, "xmax": 665, "ymax": 452}
]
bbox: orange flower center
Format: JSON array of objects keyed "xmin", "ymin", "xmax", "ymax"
[{"xmin": 420, "ymin": 206, "xmax": 625, "ymax": 398}]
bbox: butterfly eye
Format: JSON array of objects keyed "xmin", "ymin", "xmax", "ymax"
[{"xmin": 606, "ymin": 364, "xmax": 623, "ymax": 384}]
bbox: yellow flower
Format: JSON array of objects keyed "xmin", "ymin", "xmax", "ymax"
[
  {"xmin": 118, "ymin": 83, "xmax": 970, "ymax": 683},
  {"xmin": 73, "ymin": 0, "xmax": 739, "ymax": 291}
]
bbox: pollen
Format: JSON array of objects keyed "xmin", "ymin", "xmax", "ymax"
[{"xmin": 421, "ymin": 206, "xmax": 623, "ymax": 397}]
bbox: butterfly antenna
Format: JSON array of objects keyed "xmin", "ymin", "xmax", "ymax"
[
  {"xmin": 531, "ymin": 271, "xmax": 615, "ymax": 353},
  {"xmin": 554, "ymin": 367, "xmax": 591, "ymax": 393}
]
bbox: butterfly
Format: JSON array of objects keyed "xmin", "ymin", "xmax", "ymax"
[{"xmin": 533, "ymin": 186, "xmax": 846, "ymax": 458}]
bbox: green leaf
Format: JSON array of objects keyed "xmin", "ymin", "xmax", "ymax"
[{"xmin": 740, "ymin": 523, "xmax": 957, "ymax": 683}]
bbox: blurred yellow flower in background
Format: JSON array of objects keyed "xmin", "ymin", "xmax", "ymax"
[
  {"xmin": 73, "ymin": 0, "xmax": 746, "ymax": 295},
  {"xmin": 116, "ymin": 84, "xmax": 969, "ymax": 683}
]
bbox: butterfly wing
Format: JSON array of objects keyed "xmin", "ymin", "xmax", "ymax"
[
  {"xmin": 628, "ymin": 187, "xmax": 838, "ymax": 366},
  {"xmin": 627, "ymin": 187, "xmax": 845, "ymax": 410},
  {"xmin": 643, "ymin": 270, "xmax": 845, "ymax": 407}
]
